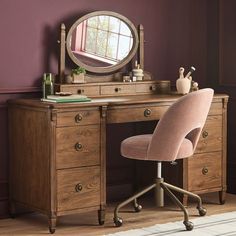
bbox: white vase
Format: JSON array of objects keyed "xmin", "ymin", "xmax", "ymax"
[{"xmin": 176, "ymin": 77, "xmax": 191, "ymax": 94}]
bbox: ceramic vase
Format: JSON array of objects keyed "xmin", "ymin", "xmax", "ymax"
[{"xmin": 176, "ymin": 77, "xmax": 191, "ymax": 94}]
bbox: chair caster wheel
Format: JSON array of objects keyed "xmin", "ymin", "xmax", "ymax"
[
  {"xmin": 198, "ymin": 207, "xmax": 207, "ymax": 216},
  {"xmin": 134, "ymin": 204, "xmax": 142, "ymax": 212},
  {"xmin": 49, "ymin": 228, "xmax": 55, "ymax": 234},
  {"xmin": 183, "ymin": 221, "xmax": 194, "ymax": 231},
  {"xmin": 114, "ymin": 217, "xmax": 123, "ymax": 227}
]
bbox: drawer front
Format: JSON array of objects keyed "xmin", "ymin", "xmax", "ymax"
[
  {"xmin": 195, "ymin": 115, "xmax": 222, "ymax": 153},
  {"xmin": 57, "ymin": 109, "xmax": 100, "ymax": 127},
  {"xmin": 56, "ymin": 125, "xmax": 100, "ymax": 169},
  {"xmin": 187, "ymin": 152, "xmax": 222, "ymax": 191},
  {"xmin": 136, "ymin": 83, "xmax": 157, "ymax": 94},
  {"xmin": 208, "ymin": 102, "xmax": 223, "ymax": 116},
  {"xmin": 107, "ymin": 105, "xmax": 169, "ymax": 123},
  {"xmin": 101, "ymin": 84, "xmax": 136, "ymax": 96},
  {"xmin": 60, "ymin": 85, "xmax": 100, "ymax": 96},
  {"xmin": 57, "ymin": 166, "xmax": 100, "ymax": 212}
]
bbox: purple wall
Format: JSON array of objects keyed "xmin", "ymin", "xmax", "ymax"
[
  {"xmin": 0, "ymin": 0, "xmax": 211, "ymax": 217},
  {"xmin": 0, "ymin": 0, "xmax": 208, "ymax": 89}
]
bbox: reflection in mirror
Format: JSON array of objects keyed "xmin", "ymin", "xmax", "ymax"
[{"xmin": 68, "ymin": 15, "xmax": 134, "ymax": 67}]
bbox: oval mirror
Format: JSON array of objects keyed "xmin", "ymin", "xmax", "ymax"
[{"xmin": 66, "ymin": 11, "xmax": 139, "ymax": 74}]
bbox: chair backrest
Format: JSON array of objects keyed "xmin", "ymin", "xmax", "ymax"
[{"xmin": 147, "ymin": 88, "xmax": 214, "ymax": 161}]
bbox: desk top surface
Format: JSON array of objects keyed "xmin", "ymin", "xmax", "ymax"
[{"xmin": 8, "ymin": 93, "xmax": 228, "ymax": 109}]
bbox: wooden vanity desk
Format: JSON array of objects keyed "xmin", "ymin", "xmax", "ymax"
[
  {"xmin": 8, "ymin": 10, "xmax": 229, "ymax": 234},
  {"xmin": 8, "ymin": 93, "xmax": 228, "ymax": 233}
]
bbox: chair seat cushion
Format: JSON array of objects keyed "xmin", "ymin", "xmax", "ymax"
[
  {"xmin": 121, "ymin": 134, "xmax": 193, "ymax": 161},
  {"xmin": 121, "ymin": 134, "xmax": 152, "ymax": 160}
]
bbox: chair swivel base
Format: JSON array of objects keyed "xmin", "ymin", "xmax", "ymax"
[{"xmin": 113, "ymin": 178, "xmax": 206, "ymax": 231}]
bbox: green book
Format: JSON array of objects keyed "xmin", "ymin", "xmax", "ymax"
[{"xmin": 41, "ymin": 95, "xmax": 91, "ymax": 103}]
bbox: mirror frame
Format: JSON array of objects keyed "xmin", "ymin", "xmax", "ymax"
[{"xmin": 66, "ymin": 11, "xmax": 139, "ymax": 74}]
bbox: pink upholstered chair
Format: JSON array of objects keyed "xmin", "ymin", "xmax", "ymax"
[{"xmin": 113, "ymin": 88, "xmax": 214, "ymax": 231}]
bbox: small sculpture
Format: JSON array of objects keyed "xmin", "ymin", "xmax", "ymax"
[{"xmin": 176, "ymin": 66, "xmax": 196, "ymax": 94}]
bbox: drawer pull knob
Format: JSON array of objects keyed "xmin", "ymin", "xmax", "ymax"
[
  {"xmin": 150, "ymin": 85, "xmax": 156, "ymax": 91},
  {"xmin": 78, "ymin": 89, "xmax": 84, "ymax": 94},
  {"xmin": 202, "ymin": 131, "xmax": 208, "ymax": 138},
  {"xmin": 75, "ymin": 114, "xmax": 83, "ymax": 123},
  {"xmin": 202, "ymin": 167, "xmax": 208, "ymax": 175},
  {"xmin": 115, "ymin": 87, "xmax": 121, "ymax": 92},
  {"xmin": 144, "ymin": 109, "xmax": 152, "ymax": 117},
  {"xmin": 75, "ymin": 183, "xmax": 83, "ymax": 192},
  {"xmin": 75, "ymin": 142, "xmax": 83, "ymax": 151}
]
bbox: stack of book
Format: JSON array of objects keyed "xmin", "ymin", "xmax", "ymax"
[{"xmin": 41, "ymin": 94, "xmax": 91, "ymax": 103}]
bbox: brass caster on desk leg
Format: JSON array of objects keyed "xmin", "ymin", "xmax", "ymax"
[
  {"xmin": 114, "ymin": 217, "xmax": 123, "ymax": 227},
  {"xmin": 183, "ymin": 221, "xmax": 194, "ymax": 231},
  {"xmin": 197, "ymin": 206, "xmax": 207, "ymax": 216},
  {"xmin": 98, "ymin": 209, "xmax": 105, "ymax": 225},
  {"xmin": 133, "ymin": 199, "xmax": 142, "ymax": 212}
]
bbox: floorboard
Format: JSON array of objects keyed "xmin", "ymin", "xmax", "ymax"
[{"xmin": 0, "ymin": 193, "xmax": 236, "ymax": 235}]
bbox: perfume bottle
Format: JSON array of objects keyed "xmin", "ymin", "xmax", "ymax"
[{"xmin": 42, "ymin": 73, "xmax": 54, "ymax": 98}]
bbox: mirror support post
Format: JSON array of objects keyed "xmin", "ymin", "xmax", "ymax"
[
  {"xmin": 138, "ymin": 24, "xmax": 144, "ymax": 70},
  {"xmin": 59, "ymin": 23, "xmax": 66, "ymax": 83}
]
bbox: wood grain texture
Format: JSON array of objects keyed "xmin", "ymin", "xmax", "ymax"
[
  {"xmin": 59, "ymin": 84, "xmax": 100, "ymax": 96},
  {"xmin": 8, "ymin": 106, "xmax": 51, "ymax": 212},
  {"xmin": 188, "ymin": 152, "xmax": 222, "ymax": 191},
  {"xmin": 8, "ymin": 94, "xmax": 228, "ymax": 231},
  {"xmin": 56, "ymin": 108, "xmax": 100, "ymax": 127},
  {"xmin": 0, "ymin": 193, "xmax": 236, "ymax": 235},
  {"xmin": 57, "ymin": 166, "xmax": 101, "ymax": 212},
  {"xmin": 56, "ymin": 125, "xmax": 100, "ymax": 169},
  {"xmin": 195, "ymin": 115, "xmax": 222, "ymax": 153}
]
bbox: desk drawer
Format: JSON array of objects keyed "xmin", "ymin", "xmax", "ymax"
[
  {"xmin": 107, "ymin": 105, "xmax": 169, "ymax": 123},
  {"xmin": 57, "ymin": 166, "xmax": 100, "ymax": 212},
  {"xmin": 208, "ymin": 102, "xmax": 223, "ymax": 116},
  {"xmin": 101, "ymin": 84, "xmax": 136, "ymax": 96},
  {"xmin": 60, "ymin": 85, "xmax": 100, "ymax": 96},
  {"xmin": 56, "ymin": 125, "xmax": 100, "ymax": 169},
  {"xmin": 195, "ymin": 115, "xmax": 222, "ymax": 153},
  {"xmin": 187, "ymin": 152, "xmax": 222, "ymax": 191},
  {"xmin": 56, "ymin": 109, "xmax": 100, "ymax": 127},
  {"xmin": 136, "ymin": 83, "xmax": 157, "ymax": 93}
]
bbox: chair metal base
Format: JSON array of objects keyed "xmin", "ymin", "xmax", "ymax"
[{"xmin": 113, "ymin": 177, "xmax": 206, "ymax": 231}]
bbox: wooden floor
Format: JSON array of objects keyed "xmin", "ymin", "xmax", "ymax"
[{"xmin": 0, "ymin": 193, "xmax": 236, "ymax": 235}]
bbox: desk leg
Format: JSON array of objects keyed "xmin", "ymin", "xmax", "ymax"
[
  {"xmin": 219, "ymin": 190, "xmax": 226, "ymax": 204},
  {"xmin": 48, "ymin": 214, "xmax": 57, "ymax": 234},
  {"xmin": 98, "ymin": 207, "xmax": 105, "ymax": 225},
  {"xmin": 183, "ymin": 195, "xmax": 188, "ymax": 206},
  {"xmin": 9, "ymin": 201, "xmax": 16, "ymax": 218}
]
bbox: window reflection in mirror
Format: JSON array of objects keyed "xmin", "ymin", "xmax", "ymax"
[{"xmin": 69, "ymin": 15, "xmax": 134, "ymax": 67}]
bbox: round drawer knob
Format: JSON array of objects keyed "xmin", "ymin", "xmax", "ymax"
[
  {"xmin": 75, "ymin": 183, "xmax": 83, "ymax": 192},
  {"xmin": 115, "ymin": 87, "xmax": 121, "ymax": 92},
  {"xmin": 78, "ymin": 89, "xmax": 84, "ymax": 94},
  {"xmin": 202, "ymin": 131, "xmax": 208, "ymax": 138},
  {"xmin": 202, "ymin": 167, "xmax": 208, "ymax": 175},
  {"xmin": 75, "ymin": 114, "xmax": 83, "ymax": 123},
  {"xmin": 149, "ymin": 85, "xmax": 156, "ymax": 91},
  {"xmin": 75, "ymin": 142, "xmax": 83, "ymax": 151},
  {"xmin": 144, "ymin": 109, "xmax": 152, "ymax": 117}
]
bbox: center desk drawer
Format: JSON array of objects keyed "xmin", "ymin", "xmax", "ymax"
[
  {"xmin": 187, "ymin": 152, "xmax": 222, "ymax": 191},
  {"xmin": 107, "ymin": 105, "xmax": 169, "ymax": 123},
  {"xmin": 56, "ymin": 125, "xmax": 100, "ymax": 169},
  {"xmin": 56, "ymin": 109, "xmax": 100, "ymax": 127},
  {"xmin": 57, "ymin": 166, "xmax": 100, "ymax": 212},
  {"xmin": 101, "ymin": 84, "xmax": 136, "ymax": 96}
]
